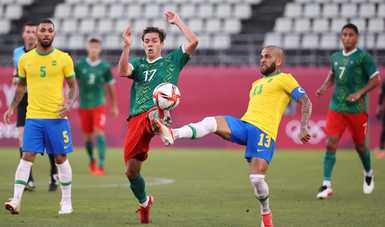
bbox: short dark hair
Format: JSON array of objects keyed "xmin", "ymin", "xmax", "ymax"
[
  {"xmin": 141, "ymin": 27, "xmax": 166, "ymax": 42},
  {"xmin": 23, "ymin": 21, "xmax": 36, "ymax": 31},
  {"xmin": 341, "ymin": 23, "xmax": 359, "ymax": 35},
  {"xmin": 88, "ymin": 37, "xmax": 101, "ymax": 44},
  {"xmin": 38, "ymin": 18, "xmax": 55, "ymax": 28}
]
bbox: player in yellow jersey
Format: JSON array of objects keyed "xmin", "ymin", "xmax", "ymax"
[
  {"xmin": 3, "ymin": 19, "xmax": 78, "ymax": 215},
  {"xmin": 159, "ymin": 46, "xmax": 312, "ymax": 227}
]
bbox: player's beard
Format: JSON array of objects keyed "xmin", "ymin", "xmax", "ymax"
[
  {"xmin": 39, "ymin": 38, "xmax": 53, "ymax": 48},
  {"xmin": 261, "ymin": 62, "xmax": 276, "ymax": 76}
]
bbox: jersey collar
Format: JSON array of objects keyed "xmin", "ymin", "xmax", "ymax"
[
  {"xmin": 146, "ymin": 56, "xmax": 162, "ymax": 64},
  {"xmin": 342, "ymin": 48, "xmax": 357, "ymax": 56},
  {"xmin": 86, "ymin": 58, "xmax": 101, "ymax": 66}
]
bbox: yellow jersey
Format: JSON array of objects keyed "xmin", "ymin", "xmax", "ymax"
[
  {"xmin": 241, "ymin": 72, "xmax": 302, "ymax": 140},
  {"xmin": 18, "ymin": 48, "xmax": 75, "ymax": 119}
]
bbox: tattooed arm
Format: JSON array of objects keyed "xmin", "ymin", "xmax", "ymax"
[{"xmin": 297, "ymin": 94, "xmax": 312, "ymax": 143}]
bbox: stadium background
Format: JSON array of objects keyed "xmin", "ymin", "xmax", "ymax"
[
  {"xmin": 0, "ymin": 1, "xmax": 385, "ymax": 226},
  {"xmin": 0, "ymin": 0, "xmax": 384, "ymax": 149}
]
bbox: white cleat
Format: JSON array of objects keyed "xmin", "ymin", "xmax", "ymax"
[
  {"xmin": 154, "ymin": 119, "xmax": 175, "ymax": 145},
  {"xmin": 4, "ymin": 199, "xmax": 20, "ymax": 215},
  {"xmin": 58, "ymin": 202, "xmax": 73, "ymax": 215},
  {"xmin": 316, "ymin": 185, "xmax": 333, "ymax": 199},
  {"xmin": 363, "ymin": 174, "xmax": 374, "ymax": 194}
]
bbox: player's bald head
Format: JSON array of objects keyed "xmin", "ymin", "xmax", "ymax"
[{"xmin": 262, "ymin": 46, "xmax": 285, "ymax": 64}]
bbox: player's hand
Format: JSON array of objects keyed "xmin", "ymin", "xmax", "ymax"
[
  {"xmin": 315, "ymin": 87, "xmax": 327, "ymax": 96},
  {"xmin": 12, "ymin": 77, "xmax": 19, "ymax": 86},
  {"xmin": 58, "ymin": 101, "xmax": 74, "ymax": 118},
  {"xmin": 3, "ymin": 108, "xmax": 15, "ymax": 124},
  {"xmin": 164, "ymin": 10, "xmax": 181, "ymax": 25},
  {"xmin": 298, "ymin": 127, "xmax": 311, "ymax": 144},
  {"xmin": 122, "ymin": 27, "xmax": 132, "ymax": 48},
  {"xmin": 111, "ymin": 105, "xmax": 119, "ymax": 117},
  {"xmin": 346, "ymin": 91, "xmax": 363, "ymax": 102}
]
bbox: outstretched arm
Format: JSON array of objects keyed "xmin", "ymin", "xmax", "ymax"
[
  {"xmin": 118, "ymin": 27, "xmax": 134, "ymax": 78},
  {"xmin": 59, "ymin": 77, "xmax": 78, "ymax": 118},
  {"xmin": 316, "ymin": 71, "xmax": 335, "ymax": 96},
  {"xmin": 297, "ymin": 94, "xmax": 312, "ymax": 143},
  {"xmin": 165, "ymin": 10, "xmax": 199, "ymax": 55},
  {"xmin": 4, "ymin": 78, "xmax": 26, "ymax": 123}
]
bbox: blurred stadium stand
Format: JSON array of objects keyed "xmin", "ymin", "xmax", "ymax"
[{"xmin": 0, "ymin": 0, "xmax": 384, "ymax": 66}]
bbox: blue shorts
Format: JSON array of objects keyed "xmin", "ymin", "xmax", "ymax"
[
  {"xmin": 23, "ymin": 119, "xmax": 74, "ymax": 155},
  {"xmin": 225, "ymin": 116, "xmax": 276, "ymax": 163}
]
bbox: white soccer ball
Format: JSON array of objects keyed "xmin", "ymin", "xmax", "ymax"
[{"xmin": 152, "ymin": 83, "xmax": 181, "ymax": 110}]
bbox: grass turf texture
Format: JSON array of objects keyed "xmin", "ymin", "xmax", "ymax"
[{"xmin": 0, "ymin": 148, "xmax": 384, "ymax": 227}]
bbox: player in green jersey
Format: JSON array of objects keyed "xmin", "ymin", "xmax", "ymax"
[
  {"xmin": 76, "ymin": 38, "xmax": 118, "ymax": 176},
  {"xmin": 316, "ymin": 24, "xmax": 380, "ymax": 199},
  {"xmin": 118, "ymin": 10, "xmax": 198, "ymax": 223}
]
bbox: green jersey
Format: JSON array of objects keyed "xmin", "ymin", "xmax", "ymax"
[
  {"xmin": 330, "ymin": 48, "xmax": 378, "ymax": 113},
  {"xmin": 128, "ymin": 47, "xmax": 189, "ymax": 116},
  {"xmin": 75, "ymin": 57, "xmax": 114, "ymax": 108}
]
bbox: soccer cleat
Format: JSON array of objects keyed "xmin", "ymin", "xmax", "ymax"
[
  {"xmin": 48, "ymin": 182, "xmax": 58, "ymax": 192},
  {"xmin": 375, "ymin": 150, "xmax": 385, "ymax": 159},
  {"xmin": 89, "ymin": 160, "xmax": 97, "ymax": 174},
  {"xmin": 91, "ymin": 168, "xmax": 105, "ymax": 176},
  {"xmin": 4, "ymin": 199, "xmax": 20, "ymax": 215},
  {"xmin": 154, "ymin": 119, "xmax": 175, "ymax": 145},
  {"xmin": 136, "ymin": 195, "xmax": 154, "ymax": 224},
  {"xmin": 316, "ymin": 185, "xmax": 333, "ymax": 199},
  {"xmin": 24, "ymin": 180, "xmax": 36, "ymax": 192},
  {"xmin": 58, "ymin": 202, "xmax": 73, "ymax": 215},
  {"xmin": 260, "ymin": 212, "xmax": 273, "ymax": 227},
  {"xmin": 363, "ymin": 174, "xmax": 374, "ymax": 194}
]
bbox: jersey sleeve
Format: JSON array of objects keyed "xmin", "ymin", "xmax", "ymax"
[
  {"xmin": 282, "ymin": 74, "xmax": 306, "ymax": 101},
  {"xmin": 169, "ymin": 46, "xmax": 190, "ymax": 71},
  {"xmin": 362, "ymin": 52, "xmax": 379, "ymax": 79},
  {"xmin": 104, "ymin": 63, "xmax": 114, "ymax": 84},
  {"xmin": 63, "ymin": 53, "xmax": 75, "ymax": 78},
  {"xmin": 17, "ymin": 55, "xmax": 26, "ymax": 79},
  {"xmin": 128, "ymin": 58, "xmax": 140, "ymax": 79}
]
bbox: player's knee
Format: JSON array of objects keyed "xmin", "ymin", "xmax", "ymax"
[
  {"xmin": 125, "ymin": 168, "xmax": 139, "ymax": 180},
  {"xmin": 249, "ymin": 174, "xmax": 269, "ymax": 200},
  {"xmin": 326, "ymin": 141, "xmax": 338, "ymax": 151},
  {"xmin": 354, "ymin": 144, "xmax": 366, "ymax": 153},
  {"xmin": 54, "ymin": 155, "xmax": 67, "ymax": 164}
]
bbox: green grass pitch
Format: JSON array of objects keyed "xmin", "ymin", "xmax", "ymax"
[{"xmin": 0, "ymin": 148, "xmax": 384, "ymax": 227}]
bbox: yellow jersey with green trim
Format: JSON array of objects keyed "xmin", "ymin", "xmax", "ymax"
[
  {"xmin": 18, "ymin": 48, "xmax": 75, "ymax": 119},
  {"xmin": 241, "ymin": 72, "xmax": 301, "ymax": 140}
]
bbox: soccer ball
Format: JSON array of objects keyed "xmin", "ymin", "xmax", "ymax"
[{"xmin": 152, "ymin": 83, "xmax": 181, "ymax": 110}]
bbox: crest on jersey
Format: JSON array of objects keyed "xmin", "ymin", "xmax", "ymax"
[{"xmin": 51, "ymin": 60, "xmax": 57, "ymax": 66}]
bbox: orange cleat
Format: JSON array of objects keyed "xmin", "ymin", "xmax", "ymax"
[
  {"xmin": 136, "ymin": 195, "xmax": 154, "ymax": 224},
  {"xmin": 89, "ymin": 160, "xmax": 97, "ymax": 174},
  {"xmin": 375, "ymin": 149, "xmax": 385, "ymax": 159},
  {"xmin": 91, "ymin": 168, "xmax": 104, "ymax": 176},
  {"xmin": 261, "ymin": 212, "xmax": 273, "ymax": 227}
]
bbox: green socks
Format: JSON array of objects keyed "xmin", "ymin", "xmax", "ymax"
[
  {"xmin": 85, "ymin": 141, "xmax": 94, "ymax": 161},
  {"xmin": 129, "ymin": 175, "xmax": 147, "ymax": 204},
  {"xmin": 96, "ymin": 135, "xmax": 106, "ymax": 169},
  {"xmin": 323, "ymin": 151, "xmax": 336, "ymax": 181},
  {"xmin": 358, "ymin": 149, "xmax": 372, "ymax": 173}
]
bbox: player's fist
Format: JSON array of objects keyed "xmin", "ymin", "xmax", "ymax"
[
  {"xmin": 315, "ymin": 87, "xmax": 327, "ymax": 96},
  {"xmin": 298, "ymin": 127, "xmax": 311, "ymax": 144},
  {"xmin": 3, "ymin": 108, "xmax": 15, "ymax": 124},
  {"xmin": 164, "ymin": 10, "xmax": 181, "ymax": 25},
  {"xmin": 122, "ymin": 27, "xmax": 132, "ymax": 48}
]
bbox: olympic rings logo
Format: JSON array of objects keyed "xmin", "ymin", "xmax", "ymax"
[{"xmin": 285, "ymin": 120, "xmax": 326, "ymax": 144}]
